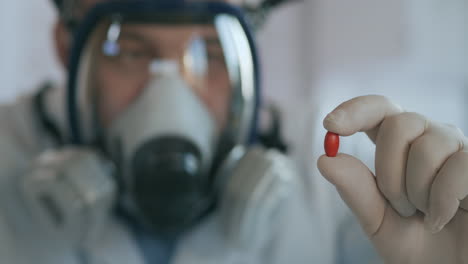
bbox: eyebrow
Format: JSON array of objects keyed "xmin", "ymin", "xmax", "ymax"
[
  {"xmin": 118, "ymin": 29, "xmax": 224, "ymax": 54},
  {"xmin": 119, "ymin": 31, "xmax": 151, "ymax": 45}
]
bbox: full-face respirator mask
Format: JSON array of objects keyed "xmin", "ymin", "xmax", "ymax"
[{"xmin": 64, "ymin": 1, "xmax": 294, "ymax": 245}]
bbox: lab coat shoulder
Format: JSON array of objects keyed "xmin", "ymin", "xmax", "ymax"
[
  {"xmin": 0, "ymin": 91, "xmax": 59, "ymax": 264},
  {"xmin": 172, "ymin": 157, "xmax": 341, "ymax": 264},
  {"xmin": 0, "ymin": 92, "xmax": 46, "ymax": 179},
  {"xmin": 266, "ymin": 168, "xmax": 339, "ymax": 264}
]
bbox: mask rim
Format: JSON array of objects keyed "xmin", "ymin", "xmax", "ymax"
[{"xmin": 66, "ymin": 0, "xmax": 261, "ymax": 147}]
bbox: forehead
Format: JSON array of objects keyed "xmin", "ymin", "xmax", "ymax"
[
  {"xmin": 115, "ymin": 24, "xmax": 219, "ymax": 44},
  {"xmin": 81, "ymin": 0, "xmax": 235, "ymax": 12}
]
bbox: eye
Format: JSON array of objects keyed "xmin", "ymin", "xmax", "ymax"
[
  {"xmin": 207, "ymin": 52, "xmax": 226, "ymax": 70},
  {"xmin": 103, "ymin": 37, "xmax": 154, "ymax": 63},
  {"xmin": 119, "ymin": 48, "xmax": 151, "ymax": 61},
  {"xmin": 109, "ymin": 44, "xmax": 154, "ymax": 71}
]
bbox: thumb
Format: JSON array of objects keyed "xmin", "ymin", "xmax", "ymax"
[{"xmin": 317, "ymin": 153, "xmax": 387, "ymax": 236}]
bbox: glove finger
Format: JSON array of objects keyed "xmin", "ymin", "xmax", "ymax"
[
  {"xmin": 407, "ymin": 123, "xmax": 464, "ymax": 213},
  {"xmin": 375, "ymin": 112, "xmax": 426, "ymax": 217},
  {"xmin": 317, "ymin": 153, "xmax": 386, "ymax": 236},
  {"xmin": 323, "ymin": 95, "xmax": 403, "ymax": 142}
]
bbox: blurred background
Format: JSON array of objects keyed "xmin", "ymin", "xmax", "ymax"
[
  {"xmin": 1, "ymin": 0, "xmax": 468, "ymax": 176},
  {"xmin": 259, "ymin": 0, "xmax": 468, "ymax": 179}
]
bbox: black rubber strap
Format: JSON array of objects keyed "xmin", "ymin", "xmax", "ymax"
[
  {"xmin": 258, "ymin": 104, "xmax": 288, "ymax": 153},
  {"xmin": 33, "ymin": 83, "xmax": 64, "ymax": 146}
]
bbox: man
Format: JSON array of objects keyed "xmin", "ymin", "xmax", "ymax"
[
  {"xmin": 0, "ymin": 1, "xmax": 317, "ymax": 263},
  {"xmin": 0, "ymin": 1, "xmax": 466, "ymax": 264}
]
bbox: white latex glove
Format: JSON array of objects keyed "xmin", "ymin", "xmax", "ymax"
[
  {"xmin": 19, "ymin": 148, "xmax": 116, "ymax": 247},
  {"xmin": 317, "ymin": 95, "xmax": 468, "ymax": 263}
]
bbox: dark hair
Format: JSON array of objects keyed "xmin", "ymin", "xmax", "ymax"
[
  {"xmin": 51, "ymin": 0, "xmax": 64, "ymax": 13},
  {"xmin": 50, "ymin": 0, "xmax": 81, "ymax": 30},
  {"xmin": 50, "ymin": 0, "xmax": 298, "ymax": 30}
]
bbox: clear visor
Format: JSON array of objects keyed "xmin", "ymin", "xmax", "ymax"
[
  {"xmin": 74, "ymin": 13, "xmax": 256, "ymax": 145},
  {"xmin": 86, "ymin": 21, "xmax": 228, "ymax": 127}
]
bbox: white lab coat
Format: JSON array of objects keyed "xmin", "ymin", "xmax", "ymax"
[{"xmin": 0, "ymin": 84, "xmax": 380, "ymax": 264}]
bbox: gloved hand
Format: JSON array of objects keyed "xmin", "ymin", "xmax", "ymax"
[
  {"xmin": 19, "ymin": 147, "xmax": 116, "ymax": 247},
  {"xmin": 317, "ymin": 95, "xmax": 468, "ymax": 263}
]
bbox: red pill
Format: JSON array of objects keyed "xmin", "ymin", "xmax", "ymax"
[{"xmin": 324, "ymin": 132, "xmax": 340, "ymax": 157}]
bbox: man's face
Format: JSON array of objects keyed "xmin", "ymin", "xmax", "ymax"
[
  {"xmin": 68, "ymin": 0, "xmax": 234, "ymax": 130},
  {"xmin": 92, "ymin": 23, "xmax": 230, "ymax": 129}
]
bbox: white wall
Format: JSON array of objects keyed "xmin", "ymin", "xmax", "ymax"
[
  {"xmin": 0, "ymin": 0, "xmax": 63, "ymax": 102},
  {"xmin": 297, "ymin": 0, "xmax": 468, "ymax": 130}
]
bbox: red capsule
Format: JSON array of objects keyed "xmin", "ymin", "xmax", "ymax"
[{"xmin": 324, "ymin": 131, "xmax": 340, "ymax": 157}]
